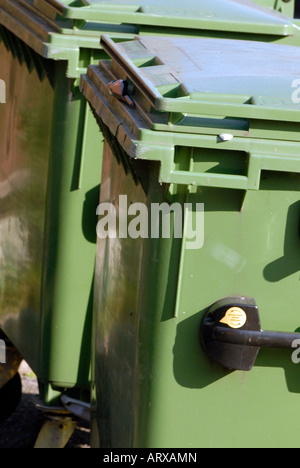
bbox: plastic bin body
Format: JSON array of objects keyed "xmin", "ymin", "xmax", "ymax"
[{"xmin": 81, "ymin": 35, "xmax": 300, "ymax": 447}]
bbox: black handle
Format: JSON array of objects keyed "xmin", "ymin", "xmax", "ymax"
[{"xmin": 201, "ymin": 297, "xmax": 300, "ymax": 371}]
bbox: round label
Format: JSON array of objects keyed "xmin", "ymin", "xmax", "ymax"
[{"xmin": 220, "ymin": 307, "xmax": 247, "ymax": 329}]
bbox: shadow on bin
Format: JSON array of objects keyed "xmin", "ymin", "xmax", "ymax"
[{"xmin": 264, "ymin": 201, "xmax": 300, "ymax": 283}]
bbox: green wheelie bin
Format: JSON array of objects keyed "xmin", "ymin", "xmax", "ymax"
[
  {"xmin": 81, "ymin": 35, "xmax": 300, "ymax": 448},
  {"xmin": 0, "ymin": 0, "xmax": 299, "ymax": 416},
  {"xmin": 1, "ymin": 1, "xmax": 298, "ymax": 434}
]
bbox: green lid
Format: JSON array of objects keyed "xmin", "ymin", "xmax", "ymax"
[
  {"xmin": 33, "ymin": 0, "xmax": 296, "ymax": 36},
  {"xmin": 0, "ymin": 0, "xmax": 299, "ymax": 78}
]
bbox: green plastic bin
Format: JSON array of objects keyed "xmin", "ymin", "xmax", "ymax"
[
  {"xmin": 0, "ymin": 0, "xmax": 299, "ymax": 409},
  {"xmin": 81, "ymin": 35, "xmax": 300, "ymax": 448}
]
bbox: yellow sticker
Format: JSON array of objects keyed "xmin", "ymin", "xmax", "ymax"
[{"xmin": 220, "ymin": 307, "xmax": 247, "ymax": 329}]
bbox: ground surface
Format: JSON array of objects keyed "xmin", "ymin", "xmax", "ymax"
[{"xmin": 0, "ymin": 361, "xmax": 90, "ymax": 448}]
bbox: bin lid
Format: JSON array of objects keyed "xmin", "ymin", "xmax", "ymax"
[
  {"xmin": 31, "ymin": 0, "xmax": 297, "ymax": 36},
  {"xmin": 81, "ymin": 35, "xmax": 300, "ymax": 142}
]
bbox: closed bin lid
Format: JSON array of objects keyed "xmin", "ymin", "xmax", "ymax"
[
  {"xmin": 88, "ymin": 35, "xmax": 300, "ymax": 140},
  {"xmin": 0, "ymin": 0, "xmax": 137, "ymax": 79},
  {"xmin": 27, "ymin": 0, "xmax": 298, "ymax": 37},
  {"xmin": 80, "ymin": 35, "xmax": 300, "ymax": 191}
]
